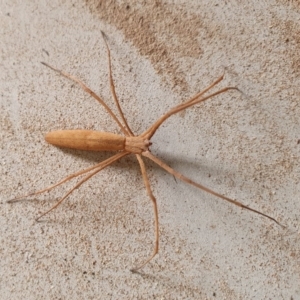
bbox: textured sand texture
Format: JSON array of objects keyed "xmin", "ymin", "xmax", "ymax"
[{"xmin": 1, "ymin": 1, "xmax": 300, "ymax": 299}]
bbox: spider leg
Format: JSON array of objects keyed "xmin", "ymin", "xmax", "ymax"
[
  {"xmin": 131, "ymin": 154, "xmax": 159, "ymax": 272},
  {"xmin": 101, "ymin": 31, "xmax": 134, "ymax": 136},
  {"xmin": 8, "ymin": 152, "xmax": 129, "ymax": 220},
  {"xmin": 143, "ymin": 151, "xmax": 283, "ymax": 227},
  {"xmin": 35, "ymin": 151, "xmax": 129, "ymax": 221},
  {"xmin": 41, "ymin": 62, "xmax": 129, "ymax": 136},
  {"xmin": 185, "ymin": 73, "xmax": 225, "ymax": 105},
  {"xmin": 7, "ymin": 154, "xmax": 125, "ymax": 203},
  {"xmin": 142, "ymin": 73, "xmax": 240, "ymax": 139}
]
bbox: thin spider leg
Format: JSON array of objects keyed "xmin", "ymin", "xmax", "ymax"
[
  {"xmin": 143, "ymin": 151, "xmax": 282, "ymax": 226},
  {"xmin": 140, "ymin": 75, "xmax": 225, "ymax": 139},
  {"xmin": 36, "ymin": 151, "xmax": 129, "ymax": 221},
  {"xmin": 185, "ymin": 74, "xmax": 225, "ymax": 105},
  {"xmin": 131, "ymin": 154, "xmax": 159, "ymax": 272},
  {"xmin": 7, "ymin": 154, "xmax": 125, "ymax": 203},
  {"xmin": 101, "ymin": 31, "xmax": 134, "ymax": 136},
  {"xmin": 41, "ymin": 62, "xmax": 129, "ymax": 136},
  {"xmin": 142, "ymin": 87, "xmax": 239, "ymax": 140}
]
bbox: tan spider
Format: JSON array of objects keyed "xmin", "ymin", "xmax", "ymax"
[{"xmin": 8, "ymin": 32, "xmax": 281, "ymax": 272}]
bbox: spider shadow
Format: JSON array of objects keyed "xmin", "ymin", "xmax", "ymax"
[
  {"xmin": 147, "ymin": 148, "xmax": 233, "ymax": 183},
  {"xmin": 57, "ymin": 145, "xmax": 234, "ymax": 190},
  {"xmin": 10, "ymin": 146, "xmax": 234, "ymax": 209},
  {"xmin": 13, "ymin": 146, "xmax": 234, "ymax": 224},
  {"xmin": 131, "ymin": 269, "xmax": 204, "ymax": 297},
  {"xmin": 57, "ymin": 146, "xmax": 141, "ymax": 173}
]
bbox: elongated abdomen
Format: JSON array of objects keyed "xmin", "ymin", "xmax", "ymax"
[{"xmin": 45, "ymin": 130, "xmax": 125, "ymax": 151}]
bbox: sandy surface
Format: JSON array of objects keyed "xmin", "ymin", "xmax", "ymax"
[{"xmin": 1, "ymin": 0, "xmax": 300, "ymax": 299}]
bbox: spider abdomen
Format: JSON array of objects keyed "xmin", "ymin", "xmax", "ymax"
[{"xmin": 45, "ymin": 130, "xmax": 125, "ymax": 152}]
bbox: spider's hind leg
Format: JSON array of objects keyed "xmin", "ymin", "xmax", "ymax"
[
  {"xmin": 130, "ymin": 154, "xmax": 159, "ymax": 272},
  {"xmin": 143, "ymin": 151, "xmax": 282, "ymax": 226}
]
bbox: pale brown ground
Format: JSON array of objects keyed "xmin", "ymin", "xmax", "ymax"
[{"xmin": 1, "ymin": 1, "xmax": 300, "ymax": 299}]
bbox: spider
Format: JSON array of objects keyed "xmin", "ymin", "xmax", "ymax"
[{"xmin": 8, "ymin": 32, "xmax": 280, "ymax": 272}]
